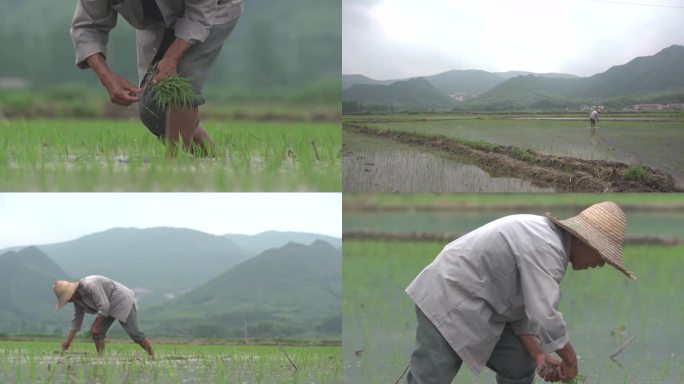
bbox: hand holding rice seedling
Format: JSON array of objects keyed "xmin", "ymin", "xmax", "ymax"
[{"xmin": 149, "ymin": 74, "xmax": 201, "ymax": 110}]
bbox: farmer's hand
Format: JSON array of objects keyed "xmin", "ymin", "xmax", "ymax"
[
  {"xmin": 558, "ymin": 359, "xmax": 578, "ymax": 381},
  {"xmin": 536, "ymin": 353, "xmax": 562, "ymax": 382},
  {"xmin": 152, "ymin": 37, "xmax": 192, "ymax": 85},
  {"xmin": 152, "ymin": 57, "xmax": 178, "ymax": 85},
  {"xmin": 556, "ymin": 342, "xmax": 579, "ymax": 381},
  {"xmin": 102, "ymin": 74, "xmax": 142, "ymax": 106},
  {"xmin": 61, "ymin": 339, "xmax": 71, "ymax": 351}
]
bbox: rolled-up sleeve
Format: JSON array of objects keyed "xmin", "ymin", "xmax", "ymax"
[
  {"xmin": 71, "ymin": 305, "xmax": 85, "ymax": 331},
  {"xmin": 514, "ymin": 244, "xmax": 568, "ymax": 353},
  {"xmin": 71, "ymin": 0, "xmax": 118, "ymax": 69},
  {"xmin": 174, "ymin": 0, "xmax": 218, "ymax": 44}
]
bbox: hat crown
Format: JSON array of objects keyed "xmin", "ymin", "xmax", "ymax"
[
  {"xmin": 577, "ymin": 201, "xmax": 626, "ymax": 245},
  {"xmin": 53, "ymin": 280, "xmax": 79, "ymax": 310},
  {"xmin": 53, "ymin": 280, "xmax": 70, "ymax": 296}
]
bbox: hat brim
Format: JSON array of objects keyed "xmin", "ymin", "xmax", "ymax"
[{"xmin": 546, "ymin": 213, "xmax": 635, "ymax": 280}]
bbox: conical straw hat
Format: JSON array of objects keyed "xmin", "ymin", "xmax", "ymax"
[
  {"xmin": 53, "ymin": 280, "xmax": 80, "ymax": 311},
  {"xmin": 546, "ymin": 201, "xmax": 635, "ymax": 279}
]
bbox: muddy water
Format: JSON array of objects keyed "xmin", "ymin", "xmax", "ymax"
[
  {"xmin": 363, "ymin": 117, "xmax": 684, "ymax": 188},
  {"xmin": 343, "ymin": 130, "xmax": 553, "ymax": 192}
]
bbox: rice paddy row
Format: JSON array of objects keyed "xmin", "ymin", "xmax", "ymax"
[
  {"xmin": 0, "ymin": 340, "xmax": 341, "ymax": 383},
  {"xmin": 0, "ymin": 119, "xmax": 341, "ymax": 191}
]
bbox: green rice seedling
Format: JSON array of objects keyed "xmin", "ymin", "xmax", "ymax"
[
  {"xmin": 1, "ymin": 119, "xmax": 341, "ymax": 191},
  {"xmin": 564, "ymin": 373, "xmax": 587, "ymax": 383},
  {"xmin": 151, "ymin": 75, "xmax": 200, "ymax": 110}
]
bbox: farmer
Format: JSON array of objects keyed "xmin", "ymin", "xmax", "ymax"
[
  {"xmin": 404, "ymin": 201, "xmax": 634, "ymax": 384},
  {"xmin": 70, "ymin": 0, "xmax": 243, "ymax": 154},
  {"xmin": 589, "ymin": 109, "xmax": 600, "ymax": 130},
  {"xmin": 53, "ymin": 275, "xmax": 155, "ymax": 359}
]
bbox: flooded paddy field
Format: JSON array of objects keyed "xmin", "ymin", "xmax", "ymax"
[
  {"xmin": 0, "ymin": 340, "xmax": 341, "ymax": 383},
  {"xmin": 343, "ymin": 114, "xmax": 684, "ymax": 191},
  {"xmin": 342, "ymin": 195, "xmax": 684, "ymax": 384},
  {"xmin": 343, "ymin": 130, "xmax": 553, "ymax": 192}
]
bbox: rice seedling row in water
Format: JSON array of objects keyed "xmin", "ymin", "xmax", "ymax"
[
  {"xmin": 0, "ymin": 340, "xmax": 341, "ymax": 383},
  {"xmin": 0, "ymin": 119, "xmax": 341, "ymax": 191}
]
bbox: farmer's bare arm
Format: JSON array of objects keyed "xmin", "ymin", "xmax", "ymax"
[
  {"xmin": 519, "ymin": 334, "xmax": 562, "ymax": 382},
  {"xmin": 62, "ymin": 330, "xmax": 78, "ymax": 351},
  {"xmin": 85, "ymin": 53, "xmax": 142, "ymax": 106},
  {"xmin": 153, "ymin": 37, "xmax": 193, "ymax": 83},
  {"xmin": 555, "ymin": 341, "xmax": 578, "ymax": 381},
  {"xmin": 90, "ymin": 315, "xmax": 106, "ymax": 336}
]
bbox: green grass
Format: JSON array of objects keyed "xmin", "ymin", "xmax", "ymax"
[
  {"xmin": 343, "ymin": 241, "xmax": 684, "ymax": 384},
  {"xmin": 623, "ymin": 166, "xmax": 647, "ymax": 182},
  {"xmin": 0, "ymin": 340, "xmax": 341, "ymax": 383},
  {"xmin": 0, "ymin": 119, "xmax": 341, "ymax": 191}
]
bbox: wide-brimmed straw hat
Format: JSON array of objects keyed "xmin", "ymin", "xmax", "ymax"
[
  {"xmin": 53, "ymin": 280, "xmax": 80, "ymax": 311},
  {"xmin": 546, "ymin": 201, "xmax": 635, "ymax": 279}
]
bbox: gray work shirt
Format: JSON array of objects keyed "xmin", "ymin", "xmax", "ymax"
[
  {"xmin": 70, "ymin": 275, "xmax": 137, "ymax": 331},
  {"xmin": 71, "ymin": 0, "xmax": 243, "ymax": 69},
  {"xmin": 406, "ymin": 215, "xmax": 572, "ymax": 375}
]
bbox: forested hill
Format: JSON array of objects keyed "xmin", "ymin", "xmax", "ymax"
[
  {"xmin": 143, "ymin": 240, "xmax": 342, "ymax": 339},
  {"xmin": 0, "ymin": 0, "xmax": 340, "ymax": 92}
]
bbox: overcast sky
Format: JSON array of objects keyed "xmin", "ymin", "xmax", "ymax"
[
  {"xmin": 343, "ymin": 0, "xmax": 684, "ymax": 79},
  {"xmin": 0, "ymin": 193, "xmax": 342, "ymax": 249}
]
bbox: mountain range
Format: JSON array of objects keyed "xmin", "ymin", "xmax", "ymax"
[
  {"xmin": 224, "ymin": 230, "xmax": 341, "ymax": 255},
  {"xmin": 0, "ymin": 247, "xmax": 72, "ymax": 334},
  {"xmin": 342, "ymin": 45, "xmax": 684, "ymax": 112},
  {"xmin": 36, "ymin": 227, "xmax": 253, "ymax": 306},
  {"xmin": 0, "ymin": 228, "xmax": 341, "ymax": 339},
  {"xmin": 143, "ymin": 240, "xmax": 341, "ymax": 339}
]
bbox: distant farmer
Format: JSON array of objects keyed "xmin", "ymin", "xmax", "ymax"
[
  {"xmin": 71, "ymin": 0, "xmax": 243, "ymax": 154},
  {"xmin": 53, "ymin": 275, "xmax": 154, "ymax": 359},
  {"xmin": 589, "ymin": 109, "xmax": 600, "ymax": 129},
  {"xmin": 404, "ymin": 201, "xmax": 634, "ymax": 384}
]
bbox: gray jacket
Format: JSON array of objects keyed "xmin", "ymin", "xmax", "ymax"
[
  {"xmin": 70, "ymin": 275, "xmax": 137, "ymax": 331},
  {"xmin": 406, "ymin": 215, "xmax": 571, "ymax": 375},
  {"xmin": 71, "ymin": 0, "xmax": 243, "ymax": 69}
]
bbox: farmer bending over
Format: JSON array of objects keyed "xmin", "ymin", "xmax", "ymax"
[
  {"xmin": 589, "ymin": 109, "xmax": 600, "ymax": 130},
  {"xmin": 53, "ymin": 275, "xmax": 155, "ymax": 359},
  {"xmin": 405, "ymin": 201, "xmax": 634, "ymax": 384},
  {"xmin": 71, "ymin": 0, "xmax": 243, "ymax": 155}
]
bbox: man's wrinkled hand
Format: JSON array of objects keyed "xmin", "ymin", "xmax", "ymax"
[
  {"xmin": 152, "ymin": 58, "xmax": 178, "ymax": 85},
  {"xmin": 102, "ymin": 74, "xmax": 142, "ymax": 106},
  {"xmin": 559, "ymin": 360, "xmax": 578, "ymax": 381},
  {"xmin": 536, "ymin": 353, "xmax": 563, "ymax": 382}
]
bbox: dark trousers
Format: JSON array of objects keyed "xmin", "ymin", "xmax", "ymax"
[
  {"xmin": 91, "ymin": 306, "xmax": 146, "ymax": 343},
  {"xmin": 406, "ymin": 306, "xmax": 536, "ymax": 384}
]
